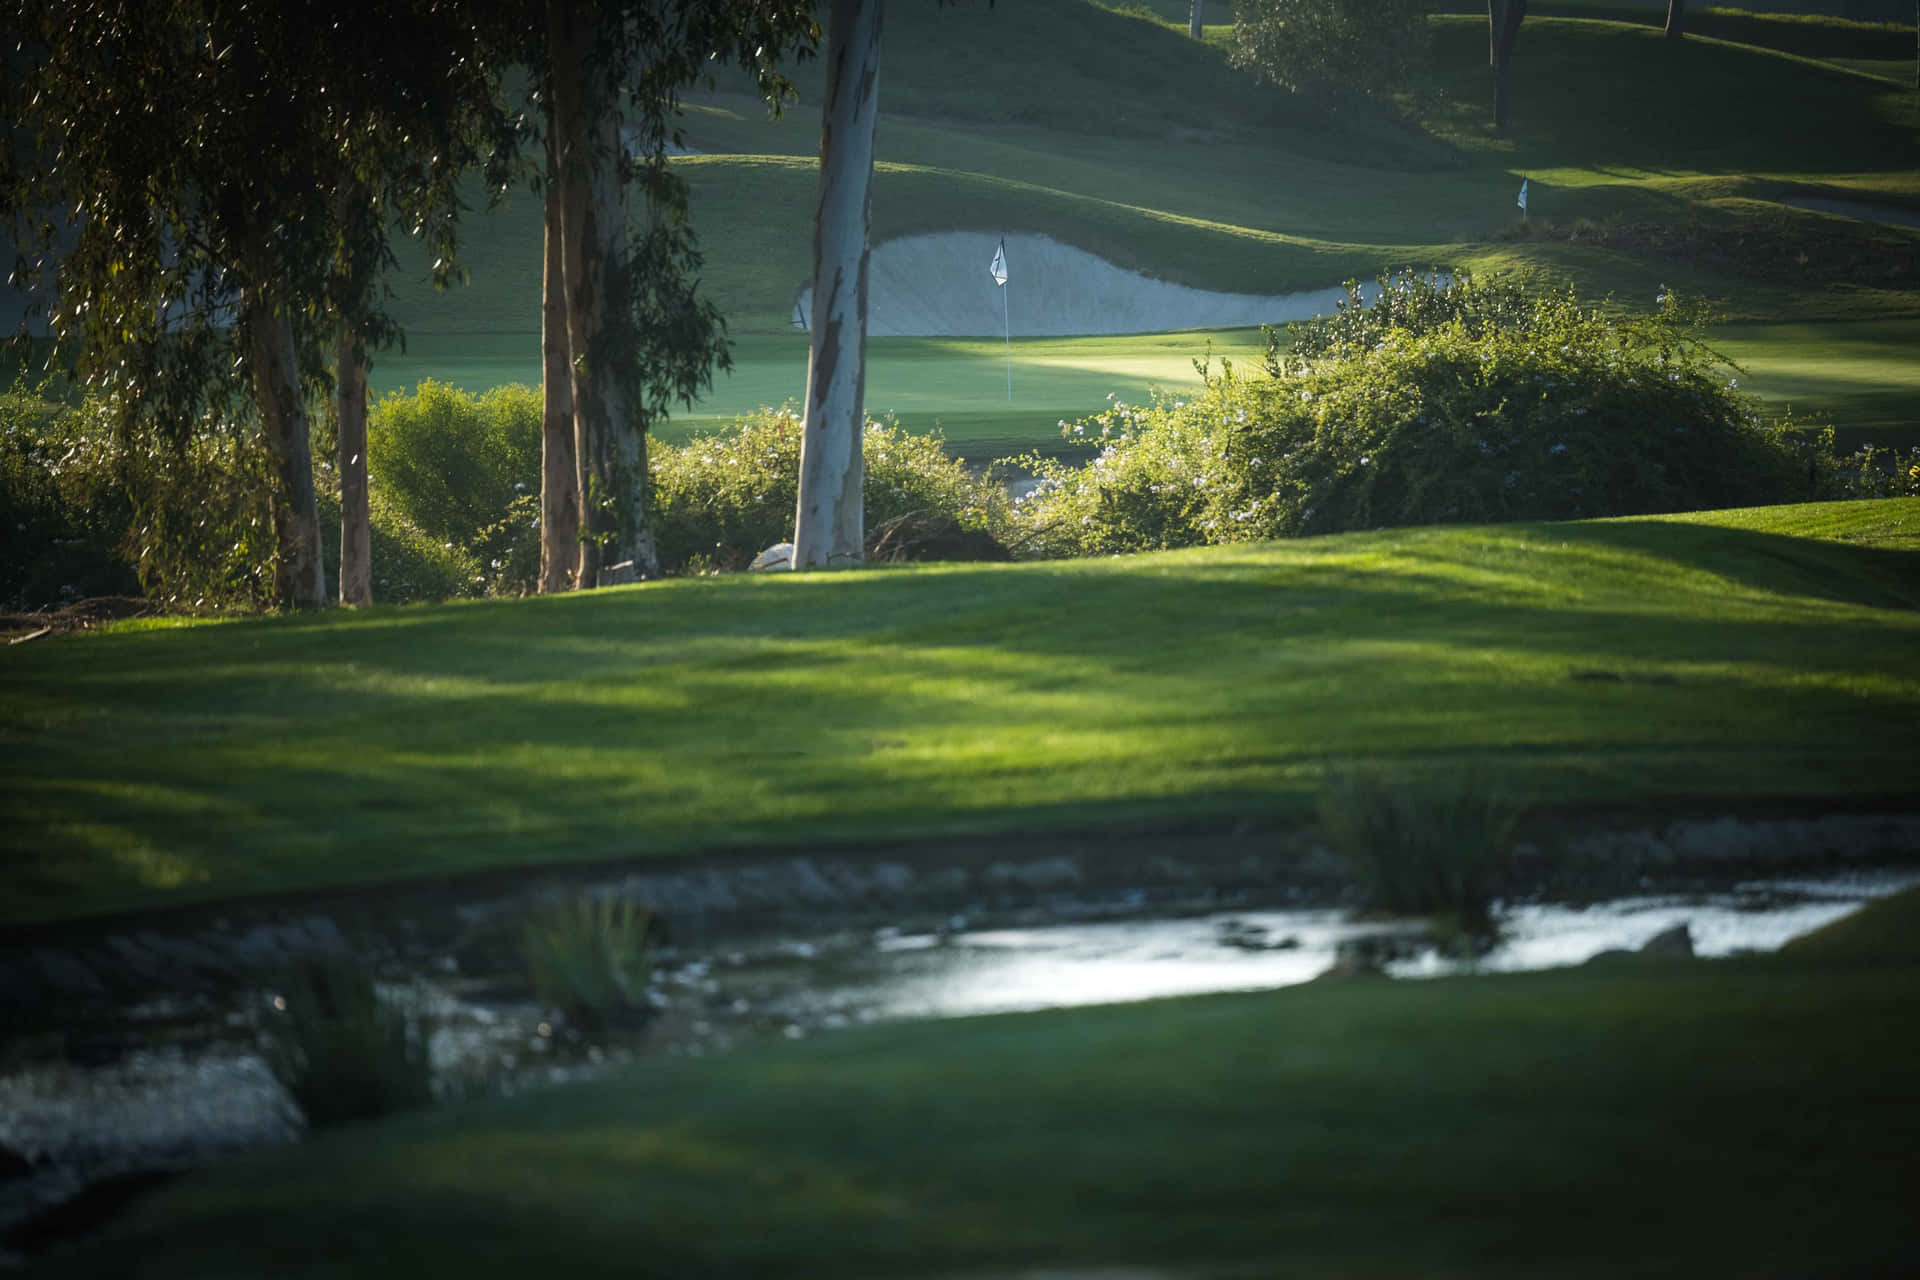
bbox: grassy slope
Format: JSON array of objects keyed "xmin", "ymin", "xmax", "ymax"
[
  {"xmin": 44, "ymin": 891, "xmax": 1920, "ymax": 1278},
  {"xmin": 375, "ymin": 10, "xmax": 1920, "ymax": 452},
  {"xmin": 3, "ymin": 499, "xmax": 1916, "ymax": 927}
]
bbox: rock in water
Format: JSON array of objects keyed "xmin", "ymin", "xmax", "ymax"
[{"xmin": 1639, "ymin": 923, "xmax": 1694, "ymax": 958}]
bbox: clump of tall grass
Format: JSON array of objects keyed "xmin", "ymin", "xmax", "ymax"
[
  {"xmin": 1317, "ymin": 768, "xmax": 1523, "ymax": 941},
  {"xmin": 523, "ymin": 895, "xmax": 656, "ymax": 1031},
  {"xmin": 260, "ymin": 953, "xmax": 434, "ymax": 1131}
]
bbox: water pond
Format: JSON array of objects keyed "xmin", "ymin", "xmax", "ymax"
[{"xmin": 3, "ymin": 868, "xmax": 1916, "ymax": 1260}]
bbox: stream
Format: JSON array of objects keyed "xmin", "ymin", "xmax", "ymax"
[{"xmin": 3, "ymin": 867, "xmax": 1917, "ymax": 1264}]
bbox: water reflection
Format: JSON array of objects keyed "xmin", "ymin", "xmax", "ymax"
[
  {"xmin": 4, "ymin": 869, "xmax": 1916, "ymax": 1254},
  {"xmin": 824, "ymin": 872, "xmax": 1920, "ymax": 1019}
]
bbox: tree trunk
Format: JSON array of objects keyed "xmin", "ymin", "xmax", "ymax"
[
  {"xmin": 1188, "ymin": 0, "xmax": 1203, "ymax": 40},
  {"xmin": 1489, "ymin": 0, "xmax": 1526, "ymax": 133},
  {"xmin": 245, "ymin": 287, "xmax": 326, "ymax": 610},
  {"xmin": 539, "ymin": 113, "xmax": 580, "ymax": 594},
  {"xmin": 793, "ymin": 0, "xmax": 883, "ymax": 571},
  {"xmin": 549, "ymin": 0, "xmax": 650, "ymax": 588},
  {"xmin": 335, "ymin": 314, "xmax": 372, "ymax": 607},
  {"xmin": 1664, "ymin": 0, "xmax": 1684, "ymax": 38}
]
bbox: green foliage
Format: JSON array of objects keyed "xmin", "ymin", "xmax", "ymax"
[
  {"xmin": 365, "ymin": 380, "xmax": 540, "ymax": 567},
  {"xmin": 316, "ymin": 486, "xmax": 484, "ymax": 605},
  {"xmin": 260, "ymin": 954, "xmax": 435, "ymax": 1131},
  {"xmin": 120, "ymin": 415, "xmax": 278, "ymax": 613},
  {"xmin": 1009, "ymin": 282, "xmax": 1852, "ymax": 556},
  {"xmin": 652, "ymin": 407, "xmax": 1010, "ymax": 573},
  {"xmin": 471, "ymin": 491, "xmax": 543, "ymax": 598},
  {"xmin": 1801, "ymin": 432, "xmax": 1920, "ymax": 503},
  {"xmin": 1270, "ymin": 270, "xmax": 1556, "ymax": 369},
  {"xmin": 0, "ymin": 384, "xmax": 275, "ymax": 612},
  {"xmin": 523, "ymin": 896, "xmax": 656, "ymax": 1031},
  {"xmin": 1229, "ymin": 0, "xmax": 1428, "ymax": 101},
  {"xmin": 1317, "ymin": 769, "xmax": 1522, "ymax": 939},
  {"xmin": 2, "ymin": 379, "xmax": 498, "ymax": 612},
  {"xmin": 0, "ymin": 385, "xmax": 139, "ymax": 609}
]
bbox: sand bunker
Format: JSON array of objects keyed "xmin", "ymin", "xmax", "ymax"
[{"xmin": 795, "ymin": 231, "xmax": 1377, "ymax": 338}]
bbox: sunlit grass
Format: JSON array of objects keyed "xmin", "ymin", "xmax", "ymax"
[
  {"xmin": 3, "ymin": 500, "xmax": 1915, "ymax": 925},
  {"xmin": 372, "ymin": 330, "xmax": 1272, "ymax": 458}
]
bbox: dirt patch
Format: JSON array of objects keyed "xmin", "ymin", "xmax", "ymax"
[{"xmin": 1, "ymin": 596, "xmax": 160, "ymax": 644}]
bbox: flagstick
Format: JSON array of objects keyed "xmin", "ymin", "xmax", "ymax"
[{"xmin": 1002, "ymin": 281, "xmax": 1012, "ymax": 401}]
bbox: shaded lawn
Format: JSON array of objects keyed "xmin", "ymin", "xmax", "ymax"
[
  {"xmin": 41, "ymin": 893, "xmax": 1920, "ymax": 1279},
  {"xmin": 3, "ymin": 501, "xmax": 1917, "ymax": 927},
  {"xmin": 1715, "ymin": 317, "xmax": 1920, "ymax": 449}
]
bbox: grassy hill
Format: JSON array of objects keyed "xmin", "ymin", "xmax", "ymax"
[
  {"xmin": 371, "ymin": 6, "xmax": 1920, "ymax": 455},
  {"xmin": 3, "ymin": 498, "xmax": 1915, "ymax": 927}
]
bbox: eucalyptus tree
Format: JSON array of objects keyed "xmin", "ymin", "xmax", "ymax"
[
  {"xmin": 1, "ymin": 0, "xmax": 506, "ymax": 609},
  {"xmin": 791, "ymin": 0, "xmax": 883, "ymax": 570},
  {"xmin": 1489, "ymin": 0, "xmax": 1526, "ymax": 131},
  {"xmin": 318, "ymin": 8, "xmax": 515, "ymax": 606},
  {"xmin": 537, "ymin": 0, "xmax": 816, "ymax": 588}
]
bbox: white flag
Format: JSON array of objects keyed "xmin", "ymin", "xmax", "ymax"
[
  {"xmin": 1517, "ymin": 179, "xmax": 1529, "ymax": 213},
  {"xmin": 989, "ymin": 239, "xmax": 1008, "ymax": 287}
]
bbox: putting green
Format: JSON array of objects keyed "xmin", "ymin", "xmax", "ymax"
[{"xmin": 370, "ymin": 329, "xmax": 1271, "ymax": 456}]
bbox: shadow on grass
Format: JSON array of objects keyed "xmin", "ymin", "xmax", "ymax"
[{"xmin": 2, "ymin": 518, "xmax": 1916, "ymax": 924}]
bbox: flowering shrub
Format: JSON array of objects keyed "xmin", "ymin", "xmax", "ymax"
[
  {"xmin": 1271, "ymin": 269, "xmax": 1562, "ymax": 369},
  {"xmin": 652, "ymin": 407, "xmax": 1010, "ymax": 573},
  {"xmin": 1008, "ymin": 284, "xmax": 1879, "ymax": 557}
]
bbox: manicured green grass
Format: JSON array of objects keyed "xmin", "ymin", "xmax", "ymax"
[
  {"xmin": 1715, "ymin": 317, "xmax": 1920, "ymax": 449},
  {"xmin": 3, "ymin": 500, "xmax": 1916, "ymax": 927},
  {"xmin": 43, "ymin": 891, "xmax": 1920, "ymax": 1278},
  {"xmin": 375, "ymin": 312, "xmax": 1920, "ymax": 458},
  {"xmin": 370, "ymin": 10, "xmax": 1920, "ymax": 458},
  {"xmin": 375, "ymin": 330, "xmax": 1272, "ymax": 458}
]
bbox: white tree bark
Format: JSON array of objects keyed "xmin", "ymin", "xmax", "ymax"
[
  {"xmin": 793, "ymin": 0, "xmax": 883, "ymax": 570},
  {"xmin": 1188, "ymin": 0, "xmax": 1203, "ymax": 40},
  {"xmin": 245, "ymin": 286, "xmax": 327, "ymax": 609}
]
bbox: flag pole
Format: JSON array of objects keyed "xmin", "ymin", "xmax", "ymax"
[
  {"xmin": 1002, "ymin": 277, "xmax": 1012, "ymax": 401},
  {"xmin": 990, "ymin": 236, "xmax": 1011, "ymax": 401}
]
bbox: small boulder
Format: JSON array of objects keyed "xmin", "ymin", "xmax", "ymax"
[
  {"xmin": 1639, "ymin": 923, "xmax": 1694, "ymax": 958},
  {"xmin": 750, "ymin": 542, "xmax": 794, "ymax": 571}
]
